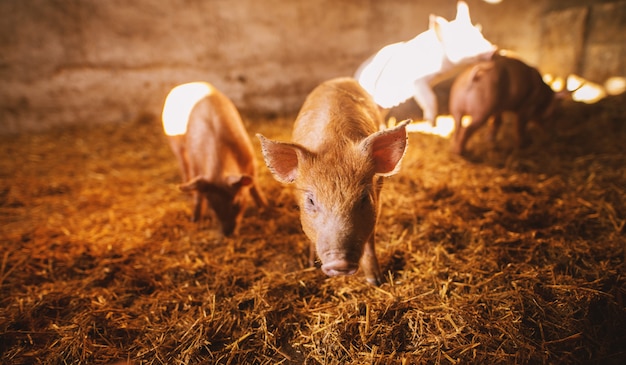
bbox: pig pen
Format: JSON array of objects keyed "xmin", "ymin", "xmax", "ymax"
[{"xmin": 1, "ymin": 94, "xmax": 625, "ymax": 365}]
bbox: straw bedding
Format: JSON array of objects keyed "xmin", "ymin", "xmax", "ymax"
[{"xmin": 1, "ymin": 94, "xmax": 625, "ymax": 364}]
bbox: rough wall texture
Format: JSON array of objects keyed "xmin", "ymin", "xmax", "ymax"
[
  {"xmin": 0, "ymin": 0, "xmax": 624, "ymax": 133},
  {"xmin": 540, "ymin": 0, "xmax": 626, "ymax": 82}
]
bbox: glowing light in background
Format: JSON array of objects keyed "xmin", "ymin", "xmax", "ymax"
[
  {"xmin": 572, "ymin": 83, "xmax": 606, "ymax": 103},
  {"xmin": 605, "ymin": 76, "xmax": 626, "ymax": 96},
  {"xmin": 402, "ymin": 73, "xmax": 624, "ymax": 138},
  {"xmin": 566, "ymin": 74, "xmax": 584, "ymax": 92},
  {"xmin": 544, "ymin": 73, "xmax": 623, "ymax": 104},
  {"xmin": 544, "ymin": 74, "xmax": 565, "ymax": 92},
  {"xmin": 162, "ymin": 82, "xmax": 213, "ymax": 136},
  {"xmin": 355, "ymin": 1, "xmax": 495, "ymax": 110},
  {"xmin": 404, "ymin": 116, "xmax": 455, "ymax": 138},
  {"xmin": 482, "ymin": 0, "xmax": 503, "ymax": 4},
  {"xmin": 567, "ymin": 75, "xmax": 606, "ymax": 104}
]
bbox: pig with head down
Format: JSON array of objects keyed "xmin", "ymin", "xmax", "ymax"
[
  {"xmin": 162, "ymin": 81, "xmax": 267, "ymax": 235},
  {"xmin": 449, "ymin": 53, "xmax": 561, "ymax": 155},
  {"xmin": 355, "ymin": 1, "xmax": 496, "ymax": 125},
  {"xmin": 257, "ymin": 77, "xmax": 409, "ymax": 285}
]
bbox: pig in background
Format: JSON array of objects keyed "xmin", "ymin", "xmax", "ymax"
[
  {"xmin": 257, "ymin": 77, "xmax": 409, "ymax": 286},
  {"xmin": 161, "ymin": 81, "xmax": 267, "ymax": 236},
  {"xmin": 355, "ymin": 1, "xmax": 496, "ymax": 126},
  {"xmin": 449, "ymin": 52, "xmax": 566, "ymax": 156}
]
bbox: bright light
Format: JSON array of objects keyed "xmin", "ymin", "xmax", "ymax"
[
  {"xmin": 572, "ymin": 81, "xmax": 606, "ymax": 104},
  {"xmin": 355, "ymin": 1, "xmax": 494, "ymax": 109},
  {"xmin": 551, "ymin": 77, "xmax": 565, "ymax": 92},
  {"xmin": 604, "ymin": 76, "xmax": 626, "ymax": 96},
  {"xmin": 405, "ymin": 115, "xmax": 455, "ymax": 138},
  {"xmin": 566, "ymin": 74, "xmax": 585, "ymax": 92},
  {"xmin": 162, "ymin": 82, "xmax": 213, "ymax": 136},
  {"xmin": 544, "ymin": 73, "xmax": 620, "ymax": 103},
  {"xmin": 483, "ymin": 0, "xmax": 502, "ymax": 3},
  {"xmin": 543, "ymin": 73, "xmax": 554, "ymax": 85}
]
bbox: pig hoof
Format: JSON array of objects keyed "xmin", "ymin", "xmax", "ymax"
[{"xmin": 366, "ymin": 276, "xmax": 382, "ymax": 286}]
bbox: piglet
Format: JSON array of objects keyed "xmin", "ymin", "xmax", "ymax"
[
  {"xmin": 257, "ymin": 77, "xmax": 409, "ymax": 285},
  {"xmin": 161, "ymin": 81, "xmax": 267, "ymax": 235},
  {"xmin": 355, "ymin": 1, "xmax": 496, "ymax": 125},
  {"xmin": 449, "ymin": 53, "xmax": 558, "ymax": 155}
]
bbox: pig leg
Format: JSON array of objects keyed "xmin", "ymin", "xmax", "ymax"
[
  {"xmin": 249, "ymin": 184, "xmax": 268, "ymax": 207},
  {"xmin": 451, "ymin": 110, "xmax": 465, "ymax": 154},
  {"xmin": 516, "ymin": 114, "xmax": 531, "ymax": 148},
  {"xmin": 453, "ymin": 115, "xmax": 490, "ymax": 155},
  {"xmin": 168, "ymin": 136, "xmax": 190, "ymax": 182},
  {"xmin": 191, "ymin": 192, "xmax": 204, "ymax": 222},
  {"xmin": 360, "ymin": 235, "xmax": 382, "ymax": 286},
  {"xmin": 490, "ymin": 113, "xmax": 503, "ymax": 143},
  {"xmin": 309, "ymin": 241, "xmax": 316, "ymax": 268},
  {"xmin": 413, "ymin": 79, "xmax": 438, "ymax": 126}
]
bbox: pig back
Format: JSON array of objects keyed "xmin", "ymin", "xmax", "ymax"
[
  {"xmin": 292, "ymin": 78, "xmax": 381, "ymax": 151},
  {"xmin": 494, "ymin": 55, "xmax": 554, "ymax": 116},
  {"xmin": 185, "ymin": 88, "xmax": 256, "ymax": 180}
]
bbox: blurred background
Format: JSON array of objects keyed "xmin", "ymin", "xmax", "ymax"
[{"xmin": 1, "ymin": 0, "xmax": 624, "ymax": 133}]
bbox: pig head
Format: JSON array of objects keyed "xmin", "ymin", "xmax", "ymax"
[
  {"xmin": 257, "ymin": 77, "xmax": 408, "ymax": 285},
  {"xmin": 162, "ymin": 82, "xmax": 267, "ymax": 235},
  {"xmin": 449, "ymin": 53, "xmax": 559, "ymax": 155},
  {"xmin": 355, "ymin": 1, "xmax": 495, "ymax": 125}
]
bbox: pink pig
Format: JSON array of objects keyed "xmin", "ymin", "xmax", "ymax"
[
  {"xmin": 449, "ymin": 53, "xmax": 559, "ymax": 155},
  {"xmin": 162, "ymin": 81, "xmax": 267, "ymax": 235},
  {"xmin": 355, "ymin": 1, "xmax": 496, "ymax": 125},
  {"xmin": 257, "ymin": 77, "xmax": 409, "ymax": 285}
]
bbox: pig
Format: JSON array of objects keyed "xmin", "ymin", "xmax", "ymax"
[
  {"xmin": 355, "ymin": 1, "xmax": 496, "ymax": 126},
  {"xmin": 449, "ymin": 53, "xmax": 559, "ymax": 155},
  {"xmin": 161, "ymin": 81, "xmax": 267, "ymax": 235},
  {"xmin": 256, "ymin": 77, "xmax": 409, "ymax": 285}
]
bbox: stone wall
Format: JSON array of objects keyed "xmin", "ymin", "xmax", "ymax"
[
  {"xmin": 540, "ymin": 0, "xmax": 626, "ymax": 83},
  {"xmin": 0, "ymin": 0, "xmax": 624, "ymax": 134}
]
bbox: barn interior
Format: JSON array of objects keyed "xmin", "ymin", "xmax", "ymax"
[{"xmin": 1, "ymin": 0, "xmax": 625, "ymax": 364}]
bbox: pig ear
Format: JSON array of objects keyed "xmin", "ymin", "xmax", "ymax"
[
  {"xmin": 225, "ymin": 175, "xmax": 253, "ymax": 189},
  {"xmin": 179, "ymin": 176, "xmax": 216, "ymax": 193},
  {"xmin": 455, "ymin": 1, "xmax": 471, "ymax": 23},
  {"xmin": 360, "ymin": 120, "xmax": 409, "ymax": 176},
  {"xmin": 181, "ymin": 176, "xmax": 248, "ymax": 195},
  {"xmin": 179, "ymin": 176, "xmax": 202, "ymax": 192},
  {"xmin": 257, "ymin": 134, "xmax": 307, "ymax": 184}
]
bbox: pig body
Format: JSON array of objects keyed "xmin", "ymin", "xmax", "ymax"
[
  {"xmin": 449, "ymin": 54, "xmax": 556, "ymax": 155},
  {"xmin": 257, "ymin": 77, "xmax": 409, "ymax": 285},
  {"xmin": 355, "ymin": 1, "xmax": 495, "ymax": 125},
  {"xmin": 162, "ymin": 82, "xmax": 266, "ymax": 235}
]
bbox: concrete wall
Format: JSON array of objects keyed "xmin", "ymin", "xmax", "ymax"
[{"xmin": 0, "ymin": 0, "xmax": 624, "ymax": 134}]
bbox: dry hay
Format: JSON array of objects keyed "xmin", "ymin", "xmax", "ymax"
[{"xmin": 1, "ymin": 94, "xmax": 625, "ymax": 365}]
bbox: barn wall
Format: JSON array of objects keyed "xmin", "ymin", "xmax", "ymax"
[{"xmin": 0, "ymin": 0, "xmax": 624, "ymax": 134}]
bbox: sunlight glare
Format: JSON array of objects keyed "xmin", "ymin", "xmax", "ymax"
[
  {"xmin": 406, "ymin": 115, "xmax": 455, "ymax": 138},
  {"xmin": 572, "ymin": 80, "xmax": 606, "ymax": 104},
  {"xmin": 604, "ymin": 76, "xmax": 626, "ymax": 96},
  {"xmin": 162, "ymin": 82, "xmax": 213, "ymax": 136}
]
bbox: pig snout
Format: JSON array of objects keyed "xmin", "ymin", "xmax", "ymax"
[
  {"xmin": 319, "ymin": 248, "xmax": 361, "ymax": 277},
  {"xmin": 321, "ymin": 259, "xmax": 359, "ymax": 277},
  {"xmin": 257, "ymin": 78, "xmax": 409, "ymax": 285}
]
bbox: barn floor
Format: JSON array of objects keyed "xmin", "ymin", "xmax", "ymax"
[{"xmin": 1, "ymin": 94, "xmax": 625, "ymax": 364}]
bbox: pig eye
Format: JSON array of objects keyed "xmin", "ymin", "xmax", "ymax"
[
  {"xmin": 359, "ymin": 190, "xmax": 371, "ymax": 207},
  {"xmin": 304, "ymin": 192, "xmax": 316, "ymax": 211}
]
